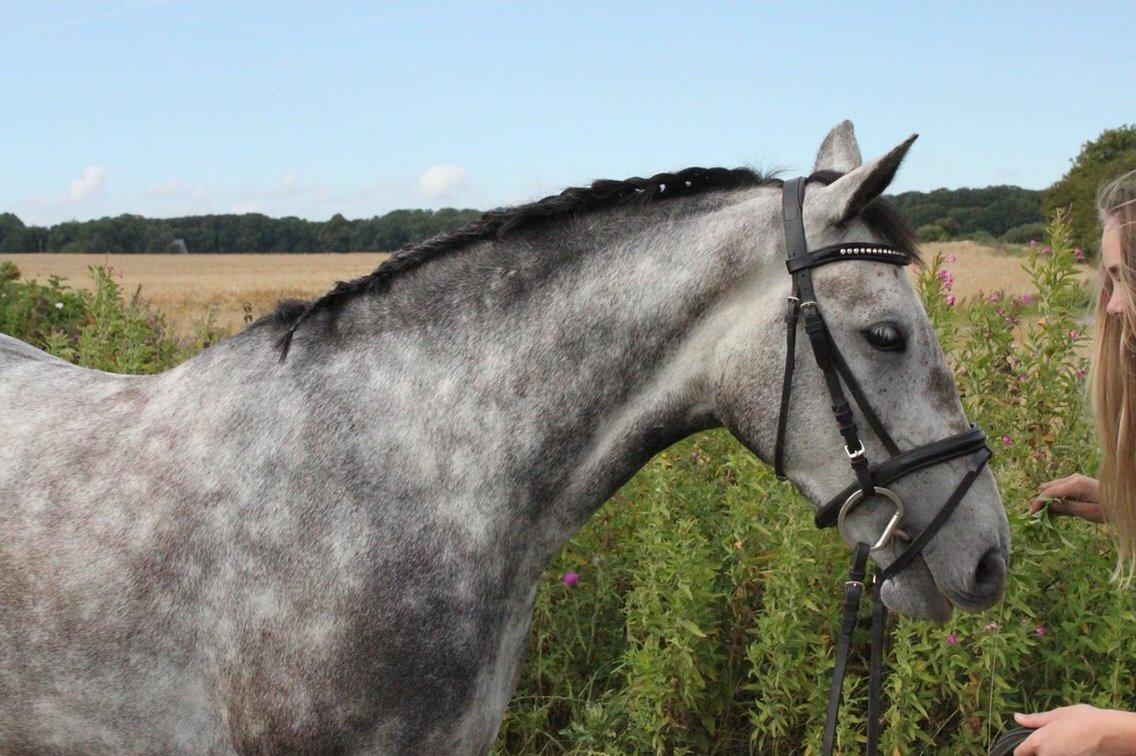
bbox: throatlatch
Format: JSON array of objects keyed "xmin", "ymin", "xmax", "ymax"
[{"xmin": 773, "ymin": 177, "xmax": 992, "ymax": 755}]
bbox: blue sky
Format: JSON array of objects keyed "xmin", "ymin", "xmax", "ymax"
[{"xmin": 3, "ymin": 1, "xmax": 1133, "ymax": 225}]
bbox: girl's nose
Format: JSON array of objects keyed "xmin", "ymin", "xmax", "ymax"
[{"xmin": 1107, "ymin": 289, "xmax": 1127, "ymax": 315}]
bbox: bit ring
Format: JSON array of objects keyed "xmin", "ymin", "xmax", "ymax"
[{"xmin": 838, "ymin": 486, "xmax": 905, "ymax": 552}]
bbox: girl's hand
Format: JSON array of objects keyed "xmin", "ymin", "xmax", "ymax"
[
  {"xmin": 1013, "ymin": 706, "xmax": 1136, "ymax": 755},
  {"xmin": 1029, "ymin": 474, "xmax": 1104, "ymax": 523}
]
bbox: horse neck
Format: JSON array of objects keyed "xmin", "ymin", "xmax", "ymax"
[{"xmin": 318, "ymin": 191, "xmax": 782, "ymax": 564}]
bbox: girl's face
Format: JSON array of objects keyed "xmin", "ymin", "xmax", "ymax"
[{"xmin": 1103, "ymin": 218, "xmax": 1127, "ymax": 316}]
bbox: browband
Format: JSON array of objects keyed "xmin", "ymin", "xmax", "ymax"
[{"xmin": 785, "ymin": 242, "xmax": 913, "ymax": 274}]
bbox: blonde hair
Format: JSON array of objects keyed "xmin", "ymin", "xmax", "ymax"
[{"xmin": 1091, "ymin": 169, "xmax": 1136, "ymax": 579}]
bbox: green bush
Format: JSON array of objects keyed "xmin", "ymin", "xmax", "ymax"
[
  {"xmin": 917, "ymin": 224, "xmax": 949, "ymax": 243},
  {"xmin": 0, "ymin": 265, "xmax": 220, "ymax": 372},
  {"xmin": 1002, "ymin": 222, "xmax": 1047, "ymax": 245},
  {"xmin": 1045, "ymin": 125, "xmax": 1136, "ymax": 255},
  {"xmin": 0, "ymin": 261, "xmax": 19, "ymax": 283}
]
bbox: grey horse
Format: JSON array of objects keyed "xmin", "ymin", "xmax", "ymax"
[{"xmin": 0, "ymin": 122, "xmax": 1009, "ymax": 753}]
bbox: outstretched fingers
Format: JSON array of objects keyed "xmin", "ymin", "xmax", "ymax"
[{"xmin": 1038, "ymin": 474, "xmax": 1098, "ymax": 503}]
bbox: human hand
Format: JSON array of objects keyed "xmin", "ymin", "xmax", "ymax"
[
  {"xmin": 1029, "ymin": 474, "xmax": 1104, "ymax": 523},
  {"xmin": 1013, "ymin": 705, "xmax": 1136, "ymax": 755}
]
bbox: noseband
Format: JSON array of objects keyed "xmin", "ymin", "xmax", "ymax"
[{"xmin": 774, "ymin": 177, "xmax": 992, "ymax": 755}]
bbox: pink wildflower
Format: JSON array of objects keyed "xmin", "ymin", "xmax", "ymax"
[
  {"xmin": 1041, "ymin": 246, "xmax": 1052, "ymax": 255},
  {"xmin": 1001, "ymin": 435, "xmax": 1013, "ymax": 446},
  {"xmin": 1074, "ymin": 247, "xmax": 1086, "ymax": 262},
  {"xmin": 946, "ymin": 632, "xmax": 958, "ymax": 646},
  {"xmin": 1070, "ymin": 329, "xmax": 1080, "ymax": 340},
  {"xmin": 936, "ymin": 264, "xmax": 954, "ymax": 288},
  {"xmin": 562, "ymin": 571, "xmax": 580, "ymax": 588},
  {"xmin": 1076, "ymin": 369, "xmax": 1086, "ymax": 380},
  {"xmin": 1019, "ymin": 293, "xmax": 1032, "ymax": 305},
  {"xmin": 947, "ymin": 255, "xmax": 958, "ymax": 263},
  {"xmin": 985, "ymin": 622, "xmax": 1000, "ymax": 632},
  {"xmin": 1029, "ymin": 240, "xmax": 1037, "ymax": 248},
  {"xmin": 987, "ymin": 290, "xmax": 1003, "ymax": 303},
  {"xmin": 1035, "ymin": 624, "xmax": 1047, "ymax": 637},
  {"xmin": 945, "ymin": 294, "xmax": 957, "ymax": 307}
]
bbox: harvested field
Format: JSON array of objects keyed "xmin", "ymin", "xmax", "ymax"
[
  {"xmin": 1, "ymin": 242, "xmax": 1093, "ymax": 336},
  {"xmin": 0, "ymin": 252, "xmax": 389, "ymax": 335}
]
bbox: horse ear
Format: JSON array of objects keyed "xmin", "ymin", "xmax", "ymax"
[
  {"xmin": 813, "ymin": 120, "xmax": 863, "ymax": 172},
  {"xmin": 815, "ymin": 134, "xmax": 918, "ymax": 224}
]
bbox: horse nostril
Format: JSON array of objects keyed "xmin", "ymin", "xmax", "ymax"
[{"xmin": 972, "ymin": 547, "xmax": 1007, "ymax": 595}]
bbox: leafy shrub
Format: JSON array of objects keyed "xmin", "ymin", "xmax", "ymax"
[
  {"xmin": 1045, "ymin": 125, "xmax": 1136, "ymax": 255},
  {"xmin": 0, "ymin": 265, "xmax": 218, "ymax": 372},
  {"xmin": 1002, "ymin": 222, "xmax": 1047, "ymax": 245},
  {"xmin": 918, "ymin": 224, "xmax": 949, "ymax": 242}
]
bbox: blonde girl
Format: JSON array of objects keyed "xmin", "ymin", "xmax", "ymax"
[{"xmin": 1015, "ymin": 170, "xmax": 1136, "ymax": 755}]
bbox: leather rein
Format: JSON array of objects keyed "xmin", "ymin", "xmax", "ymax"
[{"xmin": 774, "ymin": 177, "xmax": 993, "ymax": 754}]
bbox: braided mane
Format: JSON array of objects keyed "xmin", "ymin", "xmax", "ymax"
[
  {"xmin": 270, "ymin": 167, "xmax": 771, "ymax": 358},
  {"xmin": 268, "ymin": 165, "xmax": 915, "ymax": 359}
]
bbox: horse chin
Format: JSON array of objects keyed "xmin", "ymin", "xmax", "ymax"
[{"xmin": 879, "ymin": 564, "xmax": 952, "ymax": 623}]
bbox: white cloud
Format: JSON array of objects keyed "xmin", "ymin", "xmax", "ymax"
[
  {"xmin": 418, "ymin": 164, "xmax": 470, "ymax": 200},
  {"xmin": 16, "ymin": 164, "xmax": 109, "ymax": 223},
  {"xmin": 68, "ymin": 165, "xmax": 105, "ymax": 202},
  {"xmin": 146, "ymin": 177, "xmax": 184, "ymax": 198}
]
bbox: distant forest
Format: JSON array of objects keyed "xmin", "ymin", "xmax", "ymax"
[{"xmin": 0, "ymin": 186, "xmax": 1044, "ymax": 254}]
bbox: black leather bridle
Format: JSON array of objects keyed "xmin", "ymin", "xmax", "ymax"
[{"xmin": 775, "ymin": 177, "xmax": 993, "ymax": 755}]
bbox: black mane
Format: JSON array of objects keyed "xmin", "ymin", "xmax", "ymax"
[{"xmin": 268, "ymin": 166, "xmax": 916, "ymax": 358}]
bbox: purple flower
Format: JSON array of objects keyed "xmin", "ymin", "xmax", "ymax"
[
  {"xmin": 1076, "ymin": 368, "xmax": 1086, "ymax": 380},
  {"xmin": 1041, "ymin": 246, "xmax": 1052, "ymax": 255},
  {"xmin": 1029, "ymin": 240, "xmax": 1037, "ymax": 248},
  {"xmin": 946, "ymin": 632, "xmax": 958, "ymax": 646},
  {"xmin": 945, "ymin": 294, "xmax": 957, "ymax": 307},
  {"xmin": 985, "ymin": 622, "xmax": 1000, "ymax": 632},
  {"xmin": 561, "ymin": 571, "xmax": 580, "ymax": 588},
  {"xmin": 947, "ymin": 254, "xmax": 958, "ymax": 263},
  {"xmin": 1019, "ymin": 293, "xmax": 1032, "ymax": 305},
  {"xmin": 987, "ymin": 290, "xmax": 1003, "ymax": 303},
  {"xmin": 1035, "ymin": 624, "xmax": 1047, "ymax": 637},
  {"xmin": 1001, "ymin": 435, "xmax": 1013, "ymax": 446},
  {"xmin": 938, "ymin": 269, "xmax": 954, "ymax": 291},
  {"xmin": 1074, "ymin": 247, "xmax": 1086, "ymax": 262},
  {"xmin": 1070, "ymin": 329, "xmax": 1080, "ymax": 340}
]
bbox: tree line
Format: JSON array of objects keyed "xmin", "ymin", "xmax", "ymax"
[
  {"xmin": 2, "ymin": 125, "xmax": 1132, "ymax": 255},
  {"xmin": 0, "ymin": 192, "xmax": 1045, "ymax": 255},
  {"xmin": 0, "ymin": 208, "xmax": 481, "ymax": 255}
]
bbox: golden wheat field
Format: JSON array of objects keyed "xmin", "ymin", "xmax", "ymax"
[
  {"xmin": 1, "ymin": 252, "xmax": 389, "ymax": 335},
  {"xmin": 1, "ymin": 242, "xmax": 1092, "ymax": 337}
]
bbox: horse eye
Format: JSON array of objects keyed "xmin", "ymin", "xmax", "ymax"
[{"xmin": 863, "ymin": 322, "xmax": 905, "ymax": 352}]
